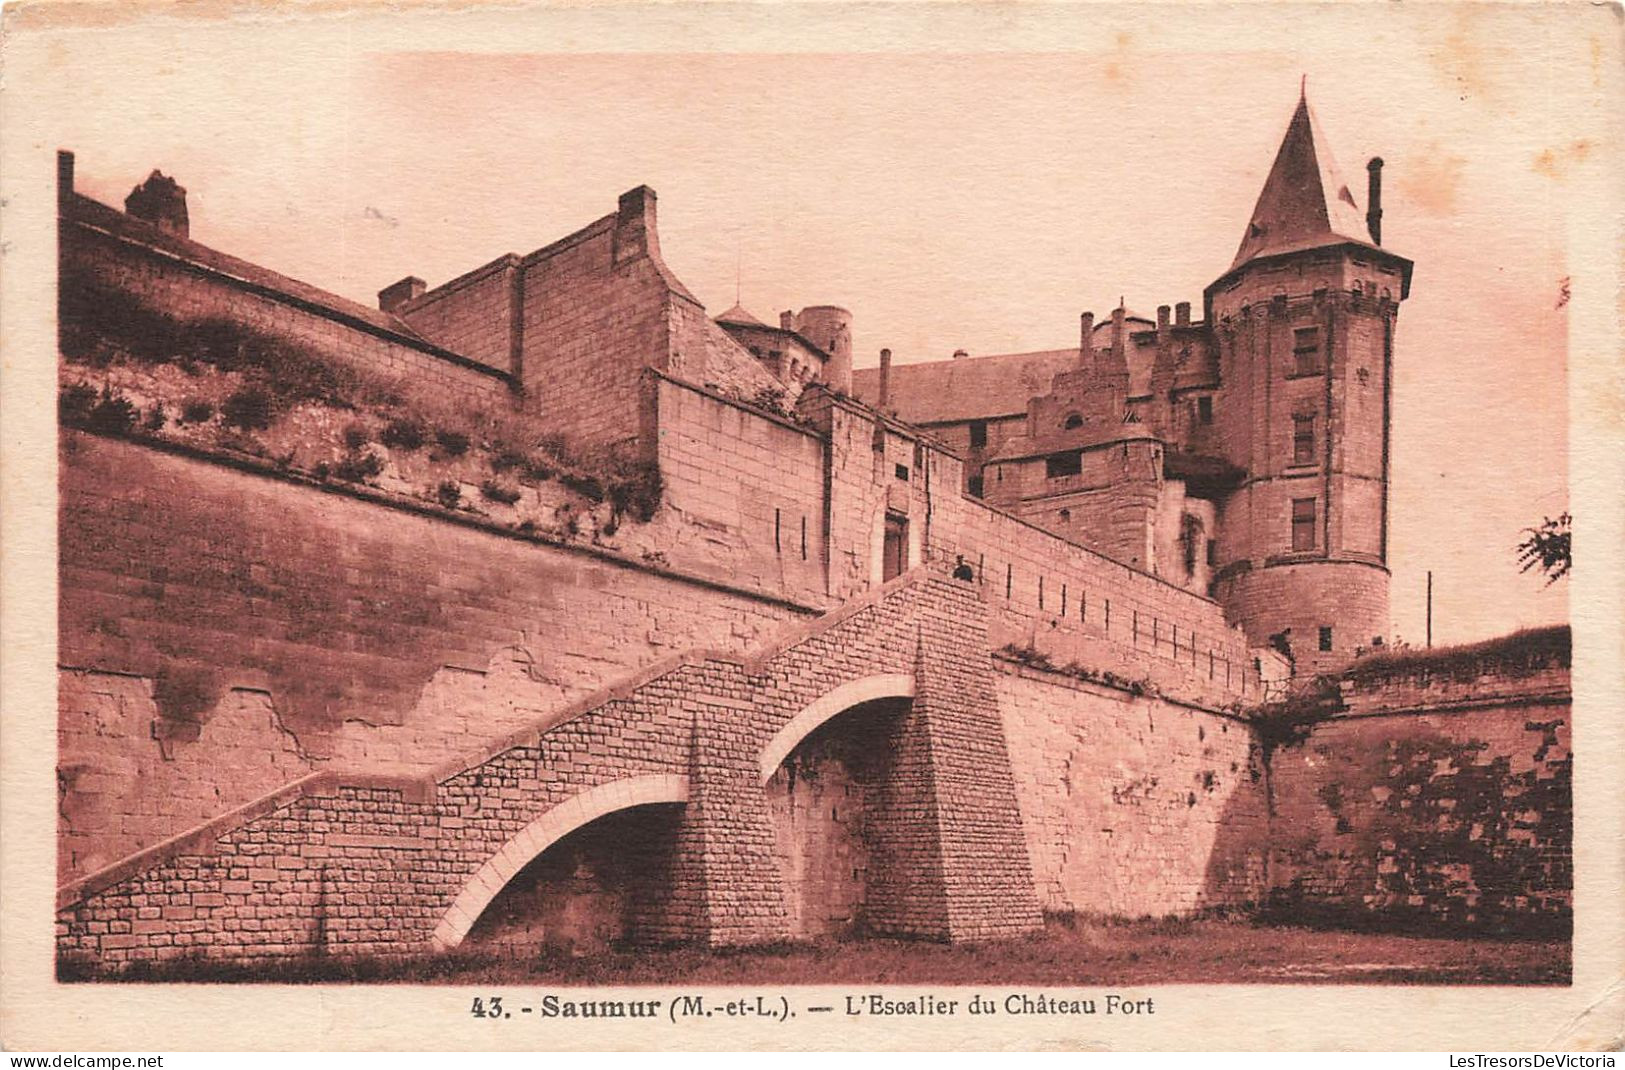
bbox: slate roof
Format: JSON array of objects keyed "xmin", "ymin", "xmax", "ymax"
[
  {"xmin": 850, "ymin": 348, "xmax": 1078, "ymax": 425},
  {"xmin": 1231, "ymin": 93, "xmax": 1377, "ymax": 270},
  {"xmin": 715, "ymin": 303, "xmax": 768, "ymax": 327}
]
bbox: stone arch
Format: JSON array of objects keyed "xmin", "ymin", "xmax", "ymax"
[
  {"xmin": 758, "ymin": 674, "xmax": 915, "ymax": 784},
  {"xmin": 429, "ymin": 773, "xmax": 689, "ymax": 952}
]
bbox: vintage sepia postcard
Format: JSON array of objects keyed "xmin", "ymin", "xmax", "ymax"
[{"xmin": 2, "ymin": 0, "xmax": 1621, "ymax": 1053}]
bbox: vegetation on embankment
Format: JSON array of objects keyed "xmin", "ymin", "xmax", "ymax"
[{"xmin": 58, "ymin": 280, "xmax": 662, "ymax": 543}]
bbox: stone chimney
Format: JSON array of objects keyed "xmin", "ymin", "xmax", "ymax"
[
  {"xmin": 1175, "ymin": 301, "xmax": 1191, "ymax": 326},
  {"xmin": 124, "ymin": 170, "xmax": 189, "ymax": 238},
  {"xmin": 613, "ymin": 185, "xmax": 660, "ymax": 265},
  {"xmin": 1366, "ymin": 157, "xmax": 1384, "ymax": 246},
  {"xmin": 57, "ymin": 150, "xmax": 74, "ymax": 206},
  {"xmin": 877, "ymin": 348, "xmax": 893, "ymax": 411},
  {"xmin": 1079, "ymin": 312, "xmax": 1094, "ymax": 368},
  {"xmin": 378, "ymin": 276, "xmax": 427, "ymax": 314}
]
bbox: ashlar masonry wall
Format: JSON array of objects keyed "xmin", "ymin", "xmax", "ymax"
[
  {"xmin": 650, "ymin": 374, "xmax": 827, "ymax": 601},
  {"xmin": 997, "ymin": 661, "xmax": 1270, "ymax": 917},
  {"xmin": 58, "ymin": 670, "xmax": 314, "ymax": 882},
  {"xmin": 392, "ymin": 255, "xmax": 519, "ymax": 375},
  {"xmin": 58, "ymin": 430, "xmax": 809, "ymax": 882},
  {"xmin": 1266, "ymin": 655, "xmax": 1572, "ymax": 934}
]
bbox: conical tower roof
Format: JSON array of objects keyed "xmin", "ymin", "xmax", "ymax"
[
  {"xmin": 715, "ymin": 302, "xmax": 768, "ymax": 327},
  {"xmin": 1232, "ymin": 92, "xmax": 1374, "ymax": 270}
]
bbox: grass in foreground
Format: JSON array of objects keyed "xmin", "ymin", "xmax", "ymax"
[{"xmin": 63, "ymin": 915, "xmax": 1569, "ymax": 986}]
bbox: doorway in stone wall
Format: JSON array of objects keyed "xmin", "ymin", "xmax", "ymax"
[{"xmin": 882, "ymin": 513, "xmax": 909, "ymax": 582}]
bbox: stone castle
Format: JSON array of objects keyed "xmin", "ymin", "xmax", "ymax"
[{"xmin": 52, "ymin": 93, "xmax": 1570, "ymax": 970}]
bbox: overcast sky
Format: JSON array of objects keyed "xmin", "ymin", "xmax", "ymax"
[{"xmin": 30, "ymin": 2, "xmax": 1610, "ymax": 646}]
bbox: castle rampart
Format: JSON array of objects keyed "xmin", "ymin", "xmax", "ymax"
[
  {"xmin": 50, "ymin": 91, "xmax": 1569, "ymax": 970},
  {"xmin": 56, "ymin": 429, "xmax": 810, "ymax": 882},
  {"xmin": 1265, "ymin": 631, "xmax": 1572, "ymax": 934},
  {"xmin": 62, "ymin": 189, "xmax": 515, "ymax": 400}
]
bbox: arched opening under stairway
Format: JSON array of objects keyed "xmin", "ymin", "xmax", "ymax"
[
  {"xmin": 763, "ymin": 694, "xmax": 913, "ymax": 940},
  {"xmin": 462, "ymin": 801, "xmax": 686, "ymax": 956},
  {"xmin": 431, "ymin": 773, "xmax": 690, "ymax": 955}
]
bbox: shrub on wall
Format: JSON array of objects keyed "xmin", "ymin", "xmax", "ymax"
[
  {"xmin": 488, "ymin": 445, "xmax": 526, "ymax": 474},
  {"xmin": 558, "ymin": 471, "xmax": 605, "ymax": 503},
  {"xmin": 479, "ymin": 479, "xmax": 521, "ymax": 505},
  {"xmin": 608, "ymin": 461, "xmax": 663, "ymax": 522},
  {"xmin": 1250, "ymin": 676, "xmax": 1342, "ymax": 758},
  {"xmin": 58, "ymin": 383, "xmax": 98, "ymax": 426},
  {"xmin": 181, "ymin": 398, "xmax": 216, "ymax": 424},
  {"xmin": 380, "ymin": 417, "xmax": 427, "ymax": 451},
  {"xmin": 334, "ymin": 449, "xmax": 384, "ymax": 484},
  {"xmin": 222, "ymin": 385, "xmax": 274, "ymax": 431},
  {"xmin": 86, "ymin": 389, "xmax": 139, "ymax": 436},
  {"xmin": 434, "ymin": 429, "xmax": 470, "ymax": 457},
  {"xmin": 519, "ymin": 455, "xmax": 554, "ymax": 483}
]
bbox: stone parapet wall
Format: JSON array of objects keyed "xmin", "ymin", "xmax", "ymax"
[
  {"xmin": 930, "ymin": 475, "xmax": 1261, "ymax": 703},
  {"xmin": 394, "ymin": 256, "xmax": 519, "ymax": 375},
  {"xmin": 63, "ymin": 205, "xmax": 512, "ymax": 402}
]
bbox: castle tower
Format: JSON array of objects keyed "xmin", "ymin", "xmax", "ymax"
[
  {"xmin": 793, "ymin": 305, "xmax": 854, "ymax": 393},
  {"xmin": 1205, "ymin": 91, "xmax": 1413, "ymax": 675}
]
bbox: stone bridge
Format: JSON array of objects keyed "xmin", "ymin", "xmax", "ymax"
[{"xmin": 57, "ymin": 569, "xmax": 1044, "ymax": 966}]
